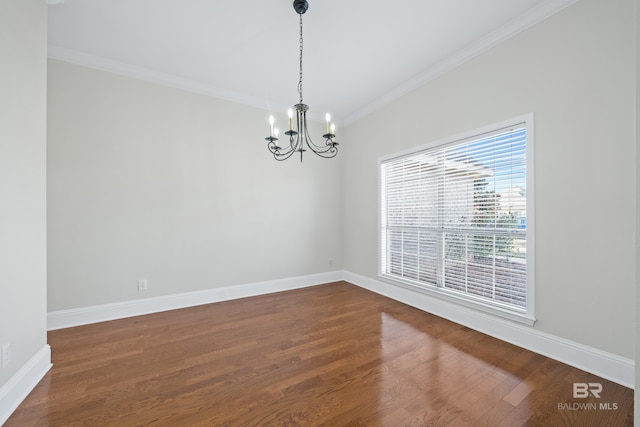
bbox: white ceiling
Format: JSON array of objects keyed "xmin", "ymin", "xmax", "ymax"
[{"xmin": 47, "ymin": 0, "xmax": 576, "ymax": 126}]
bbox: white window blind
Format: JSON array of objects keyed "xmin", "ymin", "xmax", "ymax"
[{"xmin": 380, "ymin": 121, "xmax": 530, "ymax": 316}]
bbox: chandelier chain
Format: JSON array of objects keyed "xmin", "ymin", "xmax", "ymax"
[{"xmin": 298, "ymin": 13, "xmax": 303, "ymax": 103}]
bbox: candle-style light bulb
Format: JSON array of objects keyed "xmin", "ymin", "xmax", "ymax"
[
  {"xmin": 269, "ymin": 115, "xmax": 275, "ymax": 137},
  {"xmin": 325, "ymin": 113, "xmax": 331, "ymax": 134},
  {"xmin": 330, "ymin": 123, "xmax": 336, "ymax": 135},
  {"xmin": 274, "ymin": 128, "xmax": 280, "ymax": 138},
  {"xmin": 288, "ymin": 109, "xmax": 293, "ymax": 130}
]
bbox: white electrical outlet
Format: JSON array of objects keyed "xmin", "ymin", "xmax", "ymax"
[
  {"xmin": 2, "ymin": 343, "xmax": 11, "ymax": 368},
  {"xmin": 138, "ymin": 279, "xmax": 148, "ymax": 291}
]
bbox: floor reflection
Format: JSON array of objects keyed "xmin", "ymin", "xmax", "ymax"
[{"xmin": 377, "ymin": 310, "xmax": 531, "ymax": 425}]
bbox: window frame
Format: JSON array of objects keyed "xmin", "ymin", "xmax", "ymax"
[{"xmin": 378, "ymin": 114, "xmax": 535, "ymax": 325}]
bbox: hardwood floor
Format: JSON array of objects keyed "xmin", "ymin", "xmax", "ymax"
[{"xmin": 6, "ymin": 282, "xmax": 633, "ymax": 426}]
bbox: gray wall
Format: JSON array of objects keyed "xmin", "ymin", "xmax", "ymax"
[
  {"xmin": 634, "ymin": 0, "xmax": 640, "ymax": 420},
  {"xmin": 0, "ymin": 0, "xmax": 48, "ymax": 386},
  {"xmin": 47, "ymin": 60, "xmax": 343, "ymax": 311},
  {"xmin": 343, "ymin": 0, "xmax": 636, "ymax": 360}
]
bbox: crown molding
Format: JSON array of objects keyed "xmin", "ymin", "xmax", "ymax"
[
  {"xmin": 48, "ymin": 0, "xmax": 578, "ymax": 127},
  {"xmin": 341, "ymin": 0, "xmax": 579, "ymax": 126},
  {"xmin": 47, "ymin": 45, "xmax": 292, "ymax": 115}
]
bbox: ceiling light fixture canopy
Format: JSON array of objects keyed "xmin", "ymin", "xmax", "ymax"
[{"xmin": 265, "ymin": 0, "xmax": 338, "ymax": 162}]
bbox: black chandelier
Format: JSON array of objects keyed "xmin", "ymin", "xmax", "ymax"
[{"xmin": 265, "ymin": 0, "xmax": 338, "ymax": 162}]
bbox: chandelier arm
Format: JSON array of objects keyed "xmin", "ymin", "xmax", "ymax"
[
  {"xmin": 308, "ymin": 144, "xmax": 338, "ymax": 155},
  {"xmin": 314, "ymin": 150, "xmax": 338, "ymax": 159},
  {"xmin": 304, "ymin": 139, "xmax": 338, "ymax": 158},
  {"xmin": 268, "ymin": 142, "xmax": 296, "ymax": 161},
  {"xmin": 266, "ymin": 130, "xmax": 301, "ymax": 161},
  {"xmin": 298, "ymin": 112, "xmax": 338, "ymax": 157},
  {"xmin": 274, "ymin": 149, "xmax": 296, "ymax": 161},
  {"xmin": 308, "ymin": 143, "xmax": 338, "ymax": 158}
]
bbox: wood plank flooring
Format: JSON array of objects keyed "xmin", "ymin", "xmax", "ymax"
[{"xmin": 6, "ymin": 282, "xmax": 633, "ymax": 426}]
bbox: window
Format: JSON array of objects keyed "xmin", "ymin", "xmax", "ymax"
[{"xmin": 379, "ymin": 115, "xmax": 534, "ymax": 324}]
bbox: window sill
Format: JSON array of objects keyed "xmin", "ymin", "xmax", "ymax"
[{"xmin": 378, "ymin": 274, "xmax": 536, "ymax": 326}]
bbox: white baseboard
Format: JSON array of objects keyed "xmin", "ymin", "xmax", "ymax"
[
  {"xmin": 45, "ymin": 270, "xmax": 634, "ymax": 389},
  {"xmin": 0, "ymin": 345, "xmax": 52, "ymax": 426},
  {"xmin": 343, "ymin": 271, "xmax": 635, "ymax": 389},
  {"xmin": 48, "ymin": 271, "xmax": 343, "ymax": 331}
]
